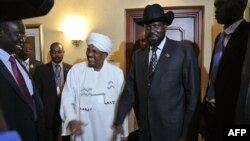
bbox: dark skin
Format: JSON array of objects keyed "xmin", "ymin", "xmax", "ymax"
[
  {"xmin": 0, "ymin": 20, "xmax": 26, "ymax": 55},
  {"xmin": 86, "ymin": 44, "xmax": 108, "ymax": 71},
  {"xmin": 18, "ymin": 42, "xmax": 33, "ymax": 61},
  {"xmin": 214, "ymin": 0, "xmax": 247, "ymax": 28},
  {"xmin": 50, "ymin": 42, "xmax": 65, "ymax": 64},
  {"xmin": 145, "ymin": 21, "xmax": 167, "ymax": 47}
]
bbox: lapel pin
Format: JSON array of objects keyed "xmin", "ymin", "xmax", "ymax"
[{"xmin": 165, "ymin": 53, "xmax": 170, "ymax": 58}]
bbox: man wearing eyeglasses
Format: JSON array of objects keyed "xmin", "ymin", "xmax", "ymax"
[{"xmin": 0, "ymin": 20, "xmax": 45, "ymax": 141}]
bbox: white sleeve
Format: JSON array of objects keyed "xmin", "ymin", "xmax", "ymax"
[{"xmin": 60, "ymin": 67, "xmax": 78, "ymax": 136}]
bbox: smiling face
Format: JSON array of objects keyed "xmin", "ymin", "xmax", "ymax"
[
  {"xmin": 145, "ymin": 21, "xmax": 166, "ymax": 47},
  {"xmin": 86, "ymin": 44, "xmax": 108, "ymax": 71},
  {"xmin": 0, "ymin": 21, "xmax": 26, "ymax": 55}
]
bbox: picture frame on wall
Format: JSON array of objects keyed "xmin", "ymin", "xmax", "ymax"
[{"xmin": 25, "ymin": 24, "xmax": 44, "ymax": 63}]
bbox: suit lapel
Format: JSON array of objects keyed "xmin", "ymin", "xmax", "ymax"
[
  {"xmin": 29, "ymin": 59, "xmax": 35, "ymax": 75},
  {"xmin": 0, "ymin": 60, "xmax": 33, "ymax": 107},
  {"xmin": 152, "ymin": 38, "xmax": 174, "ymax": 83},
  {"xmin": 218, "ymin": 20, "xmax": 248, "ymax": 74},
  {"xmin": 62, "ymin": 62, "xmax": 70, "ymax": 82},
  {"xmin": 140, "ymin": 46, "xmax": 150, "ymax": 87},
  {"xmin": 47, "ymin": 62, "xmax": 57, "ymax": 88}
]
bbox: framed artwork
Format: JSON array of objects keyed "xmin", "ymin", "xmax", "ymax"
[{"xmin": 25, "ymin": 24, "xmax": 44, "ymax": 62}]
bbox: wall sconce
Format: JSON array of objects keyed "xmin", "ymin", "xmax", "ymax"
[
  {"xmin": 72, "ymin": 40, "xmax": 83, "ymax": 47},
  {"xmin": 62, "ymin": 16, "xmax": 88, "ymax": 47}
]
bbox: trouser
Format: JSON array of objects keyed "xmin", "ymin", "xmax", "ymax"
[{"xmin": 202, "ymin": 100, "xmax": 223, "ymax": 141}]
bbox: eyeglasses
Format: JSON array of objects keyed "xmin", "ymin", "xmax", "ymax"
[{"xmin": 15, "ymin": 32, "xmax": 27, "ymax": 41}]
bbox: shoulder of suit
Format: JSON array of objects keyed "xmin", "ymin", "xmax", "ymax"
[{"xmin": 63, "ymin": 62, "xmax": 72, "ymax": 68}]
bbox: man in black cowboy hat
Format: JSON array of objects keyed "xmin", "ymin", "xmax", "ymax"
[{"xmin": 114, "ymin": 3, "xmax": 200, "ymax": 141}]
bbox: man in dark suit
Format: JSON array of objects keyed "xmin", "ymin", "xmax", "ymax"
[
  {"xmin": 0, "ymin": 20, "xmax": 45, "ymax": 141},
  {"xmin": 201, "ymin": 0, "xmax": 250, "ymax": 141},
  {"xmin": 18, "ymin": 41, "xmax": 43, "ymax": 77},
  {"xmin": 34, "ymin": 42, "xmax": 71, "ymax": 141},
  {"xmin": 114, "ymin": 4, "xmax": 200, "ymax": 141}
]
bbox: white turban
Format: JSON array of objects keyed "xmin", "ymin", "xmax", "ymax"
[{"xmin": 86, "ymin": 32, "xmax": 113, "ymax": 54}]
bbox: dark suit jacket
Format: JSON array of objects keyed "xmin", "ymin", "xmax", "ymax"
[
  {"xmin": 0, "ymin": 59, "xmax": 45, "ymax": 141},
  {"xmin": 28, "ymin": 59, "xmax": 44, "ymax": 77},
  {"xmin": 34, "ymin": 62, "xmax": 71, "ymax": 130},
  {"xmin": 204, "ymin": 20, "xmax": 250, "ymax": 136},
  {"xmin": 115, "ymin": 37, "xmax": 200, "ymax": 141},
  {"xmin": 234, "ymin": 21, "xmax": 250, "ymax": 124}
]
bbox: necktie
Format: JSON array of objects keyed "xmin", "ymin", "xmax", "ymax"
[
  {"xmin": 54, "ymin": 64, "xmax": 61, "ymax": 87},
  {"xmin": 9, "ymin": 56, "xmax": 36, "ymax": 118},
  {"xmin": 206, "ymin": 32, "xmax": 227, "ymax": 103},
  {"xmin": 55, "ymin": 64, "xmax": 61, "ymax": 95},
  {"xmin": 148, "ymin": 47, "xmax": 158, "ymax": 85}
]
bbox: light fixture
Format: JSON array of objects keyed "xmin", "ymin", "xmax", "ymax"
[
  {"xmin": 72, "ymin": 40, "xmax": 83, "ymax": 47},
  {"xmin": 62, "ymin": 15, "xmax": 88, "ymax": 47}
]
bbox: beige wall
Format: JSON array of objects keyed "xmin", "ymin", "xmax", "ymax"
[{"xmin": 24, "ymin": 0, "xmax": 215, "ymax": 73}]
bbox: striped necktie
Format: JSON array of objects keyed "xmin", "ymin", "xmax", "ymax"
[{"xmin": 148, "ymin": 47, "xmax": 158, "ymax": 86}]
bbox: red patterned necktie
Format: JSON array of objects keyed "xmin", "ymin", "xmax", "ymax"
[{"xmin": 9, "ymin": 56, "xmax": 36, "ymax": 118}]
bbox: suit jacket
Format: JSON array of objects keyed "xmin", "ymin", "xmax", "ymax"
[
  {"xmin": 0, "ymin": 59, "xmax": 45, "ymax": 141},
  {"xmin": 204, "ymin": 20, "xmax": 250, "ymax": 134},
  {"xmin": 34, "ymin": 62, "xmax": 71, "ymax": 130},
  {"xmin": 115, "ymin": 37, "xmax": 200, "ymax": 141},
  {"xmin": 235, "ymin": 21, "xmax": 250, "ymax": 124},
  {"xmin": 28, "ymin": 59, "xmax": 44, "ymax": 77}
]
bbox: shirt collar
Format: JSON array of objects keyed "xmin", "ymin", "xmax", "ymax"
[
  {"xmin": 0, "ymin": 48, "xmax": 12, "ymax": 63},
  {"xmin": 52, "ymin": 61, "xmax": 63, "ymax": 69},
  {"xmin": 224, "ymin": 19, "xmax": 243, "ymax": 35},
  {"xmin": 24, "ymin": 58, "xmax": 29, "ymax": 64}
]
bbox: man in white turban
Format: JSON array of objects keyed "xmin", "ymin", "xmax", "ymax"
[{"xmin": 60, "ymin": 32, "xmax": 128, "ymax": 141}]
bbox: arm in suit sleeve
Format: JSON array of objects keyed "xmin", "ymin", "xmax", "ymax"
[
  {"xmin": 181, "ymin": 44, "xmax": 200, "ymax": 139},
  {"xmin": 114, "ymin": 53, "xmax": 137, "ymax": 126}
]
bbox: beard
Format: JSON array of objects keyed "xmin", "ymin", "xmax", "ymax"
[{"xmin": 146, "ymin": 33, "xmax": 165, "ymax": 47}]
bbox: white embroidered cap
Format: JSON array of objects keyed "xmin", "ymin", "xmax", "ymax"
[{"xmin": 86, "ymin": 32, "xmax": 113, "ymax": 54}]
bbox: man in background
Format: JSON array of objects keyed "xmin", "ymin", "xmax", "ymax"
[
  {"xmin": 0, "ymin": 20, "xmax": 45, "ymax": 141},
  {"xmin": 18, "ymin": 40, "xmax": 43, "ymax": 77},
  {"xmin": 202, "ymin": 0, "xmax": 250, "ymax": 140},
  {"xmin": 34, "ymin": 42, "xmax": 71, "ymax": 141}
]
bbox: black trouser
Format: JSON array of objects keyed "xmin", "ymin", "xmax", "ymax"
[{"xmin": 202, "ymin": 100, "xmax": 223, "ymax": 141}]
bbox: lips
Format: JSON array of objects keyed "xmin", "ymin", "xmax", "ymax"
[{"xmin": 87, "ymin": 57, "xmax": 95, "ymax": 63}]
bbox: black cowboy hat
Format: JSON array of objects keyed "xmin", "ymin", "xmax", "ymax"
[{"xmin": 136, "ymin": 4, "xmax": 174, "ymax": 26}]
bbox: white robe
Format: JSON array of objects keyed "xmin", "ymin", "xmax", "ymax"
[{"xmin": 60, "ymin": 60, "xmax": 128, "ymax": 141}]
